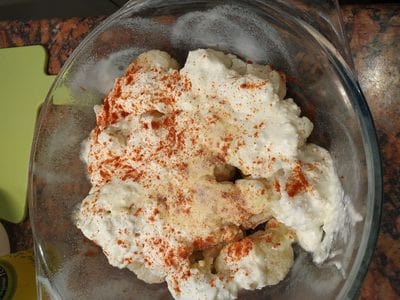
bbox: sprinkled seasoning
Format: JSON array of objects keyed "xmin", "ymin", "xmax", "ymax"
[
  {"xmin": 285, "ymin": 163, "xmax": 310, "ymax": 197},
  {"xmin": 227, "ymin": 238, "xmax": 253, "ymax": 261}
]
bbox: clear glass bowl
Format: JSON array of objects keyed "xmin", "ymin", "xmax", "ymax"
[{"xmin": 29, "ymin": 0, "xmax": 382, "ymax": 299}]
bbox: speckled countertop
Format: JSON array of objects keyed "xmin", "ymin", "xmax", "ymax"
[{"xmin": 0, "ymin": 4, "xmax": 399, "ymax": 299}]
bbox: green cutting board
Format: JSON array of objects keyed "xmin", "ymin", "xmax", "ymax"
[{"xmin": 0, "ymin": 45, "xmax": 56, "ymax": 223}]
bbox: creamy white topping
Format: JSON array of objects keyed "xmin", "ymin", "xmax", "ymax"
[{"xmin": 76, "ymin": 49, "xmax": 359, "ymax": 299}]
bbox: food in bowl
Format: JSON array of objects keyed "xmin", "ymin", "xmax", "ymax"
[{"xmin": 75, "ymin": 48, "xmax": 360, "ymax": 299}]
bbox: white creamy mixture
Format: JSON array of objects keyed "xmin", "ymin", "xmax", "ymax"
[{"xmin": 76, "ymin": 49, "xmax": 357, "ymax": 299}]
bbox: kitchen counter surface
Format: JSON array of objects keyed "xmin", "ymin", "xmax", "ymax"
[{"xmin": 0, "ymin": 4, "xmax": 399, "ymax": 299}]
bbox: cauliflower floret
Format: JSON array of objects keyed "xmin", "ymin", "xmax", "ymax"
[{"xmin": 215, "ymin": 220, "xmax": 295, "ymax": 291}]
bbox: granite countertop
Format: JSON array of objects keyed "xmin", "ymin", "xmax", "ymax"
[{"xmin": 0, "ymin": 4, "xmax": 399, "ymax": 299}]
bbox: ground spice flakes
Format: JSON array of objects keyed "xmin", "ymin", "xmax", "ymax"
[
  {"xmin": 285, "ymin": 162, "xmax": 311, "ymax": 197},
  {"xmin": 226, "ymin": 238, "xmax": 254, "ymax": 261}
]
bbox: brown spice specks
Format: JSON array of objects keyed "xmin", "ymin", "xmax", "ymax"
[
  {"xmin": 240, "ymin": 81, "xmax": 267, "ymax": 89},
  {"xmin": 192, "ymin": 236, "xmax": 217, "ymax": 251},
  {"xmin": 285, "ymin": 163, "xmax": 310, "ymax": 197},
  {"xmin": 227, "ymin": 238, "xmax": 253, "ymax": 261}
]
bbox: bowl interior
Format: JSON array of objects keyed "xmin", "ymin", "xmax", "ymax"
[{"xmin": 29, "ymin": 1, "xmax": 380, "ymax": 299}]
